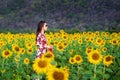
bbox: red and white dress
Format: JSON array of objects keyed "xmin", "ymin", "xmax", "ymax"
[{"xmin": 36, "ymin": 32, "xmax": 47, "ymax": 58}]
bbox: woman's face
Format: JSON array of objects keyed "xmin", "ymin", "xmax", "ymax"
[{"xmin": 43, "ymin": 23, "xmax": 48, "ymax": 31}]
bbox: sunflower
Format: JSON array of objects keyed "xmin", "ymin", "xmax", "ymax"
[
  {"xmin": 43, "ymin": 51, "xmax": 54, "ymax": 62},
  {"xmin": 25, "ymin": 43, "xmax": 33, "ymax": 48},
  {"xmin": 1, "ymin": 69, "xmax": 6, "ymax": 73},
  {"xmin": 105, "ymin": 32, "xmax": 109, "ymax": 36},
  {"xmin": 87, "ymin": 46, "xmax": 93, "ymax": 50},
  {"xmin": 99, "ymin": 40, "xmax": 105, "ymax": 46},
  {"xmin": 78, "ymin": 39, "xmax": 82, "ymax": 44},
  {"xmin": 102, "ymin": 47, "xmax": 107, "ymax": 52},
  {"xmin": 103, "ymin": 55, "xmax": 114, "ymax": 66},
  {"xmin": 69, "ymin": 49, "xmax": 73, "ymax": 54},
  {"xmin": 74, "ymin": 55, "xmax": 83, "ymax": 64},
  {"xmin": 50, "ymin": 42, "xmax": 54, "ymax": 46},
  {"xmin": 69, "ymin": 57, "xmax": 75, "ymax": 64},
  {"xmin": 63, "ymin": 42, "xmax": 68, "ymax": 48},
  {"xmin": 62, "ymin": 34, "xmax": 68, "ymax": 40},
  {"xmin": 86, "ymin": 49, "xmax": 92, "ymax": 55},
  {"xmin": 85, "ymin": 46, "xmax": 93, "ymax": 55},
  {"xmin": 20, "ymin": 48, "xmax": 25, "ymax": 55},
  {"xmin": 101, "ymin": 32, "xmax": 105, "ymax": 37},
  {"xmin": 12, "ymin": 44, "xmax": 20, "ymax": 53},
  {"xmin": 14, "ymin": 55, "xmax": 20, "ymax": 62},
  {"xmin": 27, "ymin": 48, "xmax": 33, "ymax": 55},
  {"xmin": 82, "ymin": 32, "xmax": 87, "ymax": 36},
  {"xmin": 46, "ymin": 67, "xmax": 69, "ymax": 80},
  {"xmin": 85, "ymin": 37, "xmax": 90, "ymax": 42},
  {"xmin": 88, "ymin": 50, "xmax": 102, "ymax": 65},
  {"xmin": 32, "ymin": 58, "xmax": 52, "ymax": 74},
  {"xmin": 110, "ymin": 39, "xmax": 118, "ymax": 45},
  {"xmin": 2, "ymin": 49, "xmax": 12, "ymax": 58},
  {"xmin": 94, "ymin": 31, "xmax": 100, "ymax": 36},
  {"xmin": 95, "ymin": 38, "xmax": 102, "ymax": 44},
  {"xmin": 56, "ymin": 42, "xmax": 64, "ymax": 51},
  {"xmin": 24, "ymin": 58, "xmax": 29, "ymax": 65},
  {"xmin": 118, "ymin": 40, "xmax": 120, "ymax": 45}
]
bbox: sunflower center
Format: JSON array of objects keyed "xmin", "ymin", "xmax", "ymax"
[
  {"xmin": 106, "ymin": 56, "xmax": 112, "ymax": 62},
  {"xmin": 50, "ymin": 42, "xmax": 54, "ymax": 45},
  {"xmin": 15, "ymin": 47, "xmax": 19, "ymax": 51},
  {"xmin": 63, "ymin": 36, "xmax": 67, "ymax": 39},
  {"xmin": 5, "ymin": 51, "xmax": 9, "ymax": 55},
  {"xmin": 22, "ymin": 50, "xmax": 24, "ymax": 52},
  {"xmin": 53, "ymin": 71, "xmax": 64, "ymax": 80},
  {"xmin": 28, "ymin": 44, "xmax": 31, "ymax": 46},
  {"xmin": 87, "ymin": 49, "xmax": 91, "ymax": 53},
  {"xmin": 64, "ymin": 43, "xmax": 67, "ymax": 46},
  {"xmin": 28, "ymin": 49, "xmax": 32, "ymax": 52},
  {"xmin": 59, "ymin": 46, "xmax": 63, "ymax": 49},
  {"xmin": 25, "ymin": 60, "xmax": 28, "ymax": 62},
  {"xmin": 113, "ymin": 40, "xmax": 116, "ymax": 43},
  {"xmin": 71, "ymin": 59, "xmax": 74, "ymax": 62},
  {"xmin": 88, "ymin": 47, "xmax": 92, "ymax": 49},
  {"xmin": 76, "ymin": 56, "xmax": 81, "ymax": 61},
  {"xmin": 97, "ymin": 39, "xmax": 101, "ymax": 43},
  {"xmin": 92, "ymin": 53, "xmax": 99, "ymax": 60},
  {"xmin": 38, "ymin": 60, "xmax": 47, "ymax": 68},
  {"xmin": 45, "ymin": 54, "xmax": 52, "ymax": 58}
]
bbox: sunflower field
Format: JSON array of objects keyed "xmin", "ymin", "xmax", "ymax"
[{"xmin": 0, "ymin": 30, "xmax": 120, "ymax": 80}]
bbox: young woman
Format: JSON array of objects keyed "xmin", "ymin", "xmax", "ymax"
[{"xmin": 36, "ymin": 21, "xmax": 52, "ymax": 58}]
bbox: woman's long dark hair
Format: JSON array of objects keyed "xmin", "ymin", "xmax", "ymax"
[{"xmin": 36, "ymin": 21, "xmax": 46, "ymax": 41}]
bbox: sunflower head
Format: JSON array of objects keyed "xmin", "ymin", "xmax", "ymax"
[
  {"xmin": 14, "ymin": 55, "xmax": 20, "ymax": 62},
  {"xmin": 24, "ymin": 58, "xmax": 29, "ymax": 65},
  {"xmin": 47, "ymin": 67, "xmax": 69, "ymax": 80},
  {"xmin": 78, "ymin": 39, "xmax": 82, "ymax": 44},
  {"xmin": 111, "ymin": 39, "xmax": 118, "ymax": 45},
  {"xmin": 69, "ymin": 57, "xmax": 75, "ymax": 64},
  {"xmin": 69, "ymin": 49, "xmax": 74, "ymax": 54},
  {"xmin": 86, "ymin": 48, "xmax": 93, "ymax": 55},
  {"xmin": 2, "ymin": 49, "xmax": 12, "ymax": 58},
  {"xmin": 96, "ymin": 38, "xmax": 102, "ymax": 44},
  {"xmin": 102, "ymin": 47, "xmax": 107, "ymax": 52},
  {"xmin": 32, "ymin": 58, "xmax": 52, "ymax": 74},
  {"xmin": 20, "ymin": 48, "xmax": 25, "ymax": 54},
  {"xmin": 88, "ymin": 50, "xmax": 102, "ymax": 65},
  {"xmin": 27, "ymin": 48, "xmax": 33, "ymax": 54},
  {"xmin": 103, "ymin": 55, "xmax": 114, "ymax": 66},
  {"xmin": 57, "ymin": 43, "xmax": 64, "ymax": 51},
  {"xmin": 43, "ymin": 52, "xmax": 54, "ymax": 61},
  {"xmin": 12, "ymin": 44, "xmax": 20, "ymax": 53},
  {"xmin": 74, "ymin": 55, "xmax": 83, "ymax": 64}
]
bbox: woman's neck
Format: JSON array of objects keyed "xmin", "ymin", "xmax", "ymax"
[{"xmin": 41, "ymin": 30, "xmax": 44, "ymax": 34}]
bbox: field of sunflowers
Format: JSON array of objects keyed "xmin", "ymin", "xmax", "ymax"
[{"xmin": 0, "ymin": 30, "xmax": 120, "ymax": 80}]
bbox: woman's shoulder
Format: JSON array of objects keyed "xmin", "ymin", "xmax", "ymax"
[{"xmin": 38, "ymin": 32, "xmax": 44, "ymax": 37}]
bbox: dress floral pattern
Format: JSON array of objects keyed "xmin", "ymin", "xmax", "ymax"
[{"xmin": 36, "ymin": 32, "xmax": 47, "ymax": 58}]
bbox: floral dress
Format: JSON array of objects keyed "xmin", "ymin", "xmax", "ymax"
[{"xmin": 36, "ymin": 32, "xmax": 47, "ymax": 58}]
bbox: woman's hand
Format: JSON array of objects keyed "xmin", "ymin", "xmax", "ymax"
[
  {"xmin": 47, "ymin": 45, "xmax": 53, "ymax": 49},
  {"xmin": 47, "ymin": 45, "xmax": 53, "ymax": 53}
]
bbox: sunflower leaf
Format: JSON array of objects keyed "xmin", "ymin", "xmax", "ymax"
[{"xmin": 106, "ymin": 68, "xmax": 113, "ymax": 72}]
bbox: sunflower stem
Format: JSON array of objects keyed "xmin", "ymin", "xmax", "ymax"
[
  {"xmin": 77, "ymin": 64, "xmax": 81, "ymax": 80},
  {"xmin": 37, "ymin": 73, "xmax": 40, "ymax": 80},
  {"xmin": 94, "ymin": 64, "xmax": 97, "ymax": 78},
  {"xmin": 2, "ymin": 58, "xmax": 5, "ymax": 69},
  {"xmin": 2, "ymin": 58, "xmax": 5, "ymax": 76},
  {"xmin": 103, "ymin": 65, "xmax": 106, "ymax": 80}
]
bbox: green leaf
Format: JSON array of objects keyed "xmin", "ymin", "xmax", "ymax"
[
  {"xmin": 90, "ymin": 76, "xmax": 99, "ymax": 80},
  {"xmin": 106, "ymin": 68, "xmax": 113, "ymax": 73},
  {"xmin": 96, "ymin": 69, "xmax": 103, "ymax": 75},
  {"xmin": 103, "ymin": 74, "xmax": 110, "ymax": 79},
  {"xmin": 50, "ymin": 60, "xmax": 57, "ymax": 66}
]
